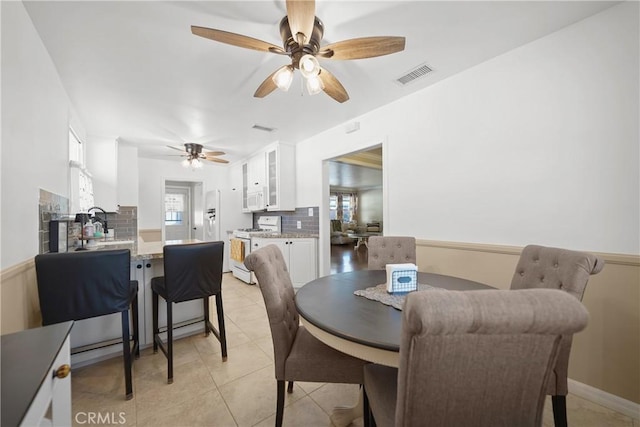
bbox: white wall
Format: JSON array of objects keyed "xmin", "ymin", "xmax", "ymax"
[
  {"xmin": 117, "ymin": 143, "xmax": 139, "ymax": 207},
  {"xmin": 297, "ymin": 2, "xmax": 639, "ymax": 271},
  {"xmin": 86, "ymin": 135, "xmax": 118, "ymax": 211},
  {"xmin": 137, "ymin": 157, "xmax": 229, "ymax": 230},
  {"xmin": 0, "ymin": 2, "xmax": 84, "ymax": 269}
]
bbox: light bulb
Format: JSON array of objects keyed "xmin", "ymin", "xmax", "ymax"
[
  {"xmin": 306, "ymin": 75, "xmax": 324, "ymax": 95},
  {"xmin": 272, "ymin": 66, "xmax": 294, "ymax": 91},
  {"xmin": 192, "ymin": 158, "xmax": 203, "ymax": 169},
  {"xmin": 181, "ymin": 158, "xmax": 190, "ymax": 168},
  {"xmin": 299, "ymin": 54, "xmax": 320, "ymax": 78}
]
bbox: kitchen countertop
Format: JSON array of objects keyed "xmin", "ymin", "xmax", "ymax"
[
  {"xmin": 73, "ymin": 239, "xmax": 203, "ymax": 261},
  {"xmin": 248, "ymin": 232, "xmax": 319, "ymax": 239}
]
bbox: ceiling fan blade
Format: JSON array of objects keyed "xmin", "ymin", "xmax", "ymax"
[
  {"xmin": 286, "ymin": 0, "xmax": 315, "ymax": 45},
  {"xmin": 204, "ymin": 151, "xmax": 225, "ymax": 156},
  {"xmin": 191, "ymin": 26, "xmax": 286, "ymax": 54},
  {"xmin": 254, "ymin": 65, "xmax": 288, "ymax": 98},
  {"xmin": 166, "ymin": 145, "xmax": 185, "ymax": 152},
  {"xmin": 205, "ymin": 157, "xmax": 230, "ymax": 164},
  {"xmin": 318, "ymin": 36, "xmax": 406, "ymax": 60},
  {"xmin": 318, "ymin": 67, "xmax": 349, "ymax": 103}
]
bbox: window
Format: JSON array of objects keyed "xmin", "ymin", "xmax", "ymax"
[
  {"xmin": 69, "ymin": 128, "xmax": 93, "ymax": 212},
  {"xmin": 329, "ymin": 192, "xmax": 357, "ymax": 222},
  {"xmin": 165, "ymin": 193, "xmax": 185, "ymax": 225},
  {"xmin": 69, "ymin": 128, "xmax": 84, "ymax": 166}
]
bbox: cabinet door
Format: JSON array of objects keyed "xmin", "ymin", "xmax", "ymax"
[
  {"xmin": 288, "ymin": 238, "xmax": 318, "ymax": 288},
  {"xmin": 241, "ymin": 162, "xmax": 249, "ymax": 212},
  {"xmin": 252, "ymin": 238, "xmax": 290, "ymax": 271},
  {"xmin": 266, "ymin": 148, "xmax": 278, "ymax": 208},
  {"xmin": 248, "ymin": 152, "xmax": 266, "ymax": 190}
]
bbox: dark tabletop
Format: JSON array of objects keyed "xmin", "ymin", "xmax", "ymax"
[
  {"xmin": 295, "ymin": 270, "xmax": 493, "ymax": 352},
  {"xmin": 1, "ymin": 321, "xmax": 73, "ymax": 427}
]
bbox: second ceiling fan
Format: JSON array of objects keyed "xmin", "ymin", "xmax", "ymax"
[{"xmin": 191, "ymin": 0, "xmax": 406, "ymax": 103}]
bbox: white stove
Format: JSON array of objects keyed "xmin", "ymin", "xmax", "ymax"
[{"xmin": 231, "ymin": 216, "xmax": 281, "ymax": 283}]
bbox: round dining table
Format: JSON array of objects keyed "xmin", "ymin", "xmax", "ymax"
[{"xmin": 295, "ymin": 269, "xmax": 494, "ymax": 368}]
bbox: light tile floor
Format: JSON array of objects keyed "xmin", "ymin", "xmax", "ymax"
[{"xmin": 71, "ymin": 273, "xmax": 637, "ymax": 427}]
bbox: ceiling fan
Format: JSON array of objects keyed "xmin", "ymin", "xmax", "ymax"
[
  {"xmin": 191, "ymin": 0, "xmax": 406, "ymax": 103},
  {"xmin": 167, "ymin": 143, "xmax": 229, "ymax": 168}
]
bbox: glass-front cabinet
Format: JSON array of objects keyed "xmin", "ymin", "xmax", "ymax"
[
  {"xmin": 241, "ymin": 142, "xmax": 296, "ymax": 212},
  {"xmin": 265, "ymin": 142, "xmax": 295, "ymax": 211},
  {"xmin": 242, "ymin": 162, "xmax": 248, "ymax": 212}
]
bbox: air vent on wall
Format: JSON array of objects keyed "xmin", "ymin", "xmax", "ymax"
[
  {"xmin": 395, "ymin": 63, "xmax": 432, "ymax": 85},
  {"xmin": 252, "ymin": 124, "xmax": 276, "ymax": 132}
]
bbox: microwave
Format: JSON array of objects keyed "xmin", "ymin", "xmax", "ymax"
[{"xmin": 247, "ymin": 188, "xmax": 266, "ymax": 211}]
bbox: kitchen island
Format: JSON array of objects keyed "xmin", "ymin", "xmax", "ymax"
[{"xmin": 70, "ymin": 239, "xmax": 210, "ymax": 367}]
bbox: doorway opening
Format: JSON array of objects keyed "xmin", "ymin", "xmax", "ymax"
[
  {"xmin": 326, "ymin": 146, "xmax": 383, "ymax": 274},
  {"xmin": 163, "ymin": 180, "xmax": 204, "ymax": 241}
]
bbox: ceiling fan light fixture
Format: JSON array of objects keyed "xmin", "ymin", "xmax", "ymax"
[
  {"xmin": 272, "ymin": 65, "xmax": 294, "ymax": 91},
  {"xmin": 299, "ymin": 54, "xmax": 320, "ymax": 78},
  {"xmin": 306, "ymin": 75, "xmax": 324, "ymax": 95}
]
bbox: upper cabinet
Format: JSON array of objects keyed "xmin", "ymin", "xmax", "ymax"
[
  {"xmin": 265, "ymin": 143, "xmax": 295, "ymax": 211},
  {"xmin": 241, "ymin": 142, "xmax": 296, "ymax": 212}
]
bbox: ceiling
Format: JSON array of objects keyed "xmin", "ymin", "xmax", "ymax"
[
  {"xmin": 330, "ymin": 146, "xmax": 382, "ymax": 189},
  {"xmin": 23, "ymin": 1, "xmax": 617, "ymax": 164}
]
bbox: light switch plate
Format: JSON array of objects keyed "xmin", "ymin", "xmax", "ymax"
[
  {"xmin": 297, "ymin": 221, "xmax": 302, "ymax": 229},
  {"xmin": 308, "ymin": 208, "xmax": 314, "ymax": 216}
]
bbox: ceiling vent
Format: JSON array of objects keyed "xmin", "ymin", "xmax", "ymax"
[
  {"xmin": 395, "ymin": 63, "xmax": 432, "ymax": 85},
  {"xmin": 252, "ymin": 124, "xmax": 276, "ymax": 132}
]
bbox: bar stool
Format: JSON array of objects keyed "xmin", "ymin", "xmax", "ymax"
[
  {"xmin": 151, "ymin": 241, "xmax": 227, "ymax": 384},
  {"xmin": 35, "ymin": 249, "xmax": 139, "ymax": 400}
]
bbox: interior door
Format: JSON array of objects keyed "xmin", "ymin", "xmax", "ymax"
[{"xmin": 164, "ymin": 186, "xmax": 191, "ymax": 241}]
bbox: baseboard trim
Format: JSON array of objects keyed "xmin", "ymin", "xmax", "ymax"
[{"xmin": 569, "ymin": 379, "xmax": 640, "ymax": 420}]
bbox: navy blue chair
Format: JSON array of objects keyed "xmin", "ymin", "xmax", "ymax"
[
  {"xmin": 151, "ymin": 241, "xmax": 227, "ymax": 384},
  {"xmin": 35, "ymin": 249, "xmax": 139, "ymax": 400}
]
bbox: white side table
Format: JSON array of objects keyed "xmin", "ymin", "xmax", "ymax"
[{"xmin": 1, "ymin": 321, "xmax": 73, "ymax": 426}]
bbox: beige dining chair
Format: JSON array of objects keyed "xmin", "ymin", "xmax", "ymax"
[
  {"xmin": 510, "ymin": 244, "xmax": 604, "ymax": 427},
  {"xmin": 363, "ymin": 288, "xmax": 589, "ymax": 427},
  {"xmin": 244, "ymin": 245, "xmax": 368, "ymax": 427},
  {"xmin": 367, "ymin": 236, "xmax": 416, "ymax": 269}
]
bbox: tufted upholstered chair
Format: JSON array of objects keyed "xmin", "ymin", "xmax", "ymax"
[
  {"xmin": 151, "ymin": 241, "xmax": 227, "ymax": 384},
  {"xmin": 363, "ymin": 289, "xmax": 589, "ymax": 427},
  {"xmin": 244, "ymin": 245, "xmax": 367, "ymax": 427},
  {"xmin": 510, "ymin": 244, "xmax": 604, "ymax": 427},
  {"xmin": 35, "ymin": 249, "xmax": 140, "ymax": 400},
  {"xmin": 367, "ymin": 236, "xmax": 416, "ymax": 270}
]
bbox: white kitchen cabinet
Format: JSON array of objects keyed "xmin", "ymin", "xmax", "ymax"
[
  {"xmin": 251, "ymin": 237, "xmax": 317, "ymax": 287},
  {"xmin": 240, "ymin": 141, "xmax": 296, "ymax": 212},
  {"xmin": 248, "ymin": 152, "xmax": 266, "ymax": 190},
  {"xmin": 265, "ymin": 142, "xmax": 295, "ymax": 211},
  {"xmin": 241, "ymin": 152, "xmax": 266, "ymax": 212}
]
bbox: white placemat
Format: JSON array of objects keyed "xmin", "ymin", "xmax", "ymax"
[{"xmin": 353, "ymin": 283, "xmax": 439, "ymax": 310}]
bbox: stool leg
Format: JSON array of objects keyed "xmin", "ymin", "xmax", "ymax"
[
  {"xmin": 152, "ymin": 291, "xmax": 159, "ymax": 353},
  {"xmin": 203, "ymin": 297, "xmax": 211, "ymax": 336},
  {"xmin": 215, "ymin": 293, "xmax": 228, "ymax": 360},
  {"xmin": 132, "ymin": 294, "xmax": 140, "ymax": 359},
  {"xmin": 166, "ymin": 300, "xmax": 173, "ymax": 384},
  {"xmin": 121, "ymin": 310, "xmax": 133, "ymax": 400}
]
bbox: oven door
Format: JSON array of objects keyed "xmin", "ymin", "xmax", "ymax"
[{"xmin": 231, "ymin": 236, "xmax": 254, "ymax": 283}]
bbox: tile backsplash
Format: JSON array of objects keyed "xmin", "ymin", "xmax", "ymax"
[
  {"xmin": 38, "ymin": 190, "xmax": 138, "ymax": 254},
  {"xmin": 254, "ymin": 207, "xmax": 319, "ymax": 235},
  {"xmin": 38, "ymin": 189, "xmax": 70, "ymax": 254}
]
